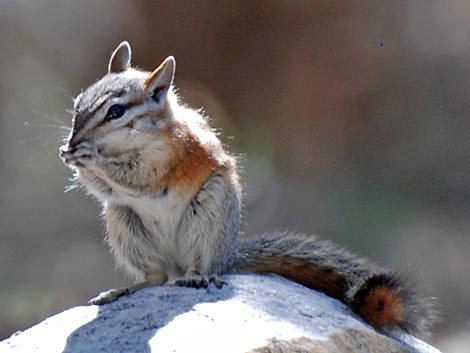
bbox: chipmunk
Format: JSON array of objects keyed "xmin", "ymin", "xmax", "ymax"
[{"xmin": 59, "ymin": 41, "xmax": 436, "ymax": 337}]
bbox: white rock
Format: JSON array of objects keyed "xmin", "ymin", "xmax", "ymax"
[{"xmin": 0, "ymin": 275, "xmax": 440, "ymax": 353}]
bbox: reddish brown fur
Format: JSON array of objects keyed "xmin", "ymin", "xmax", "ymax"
[
  {"xmin": 359, "ymin": 286, "xmax": 405, "ymax": 328},
  {"xmin": 154, "ymin": 122, "xmax": 230, "ymax": 195},
  {"xmin": 250, "ymin": 261, "xmax": 349, "ymax": 301}
]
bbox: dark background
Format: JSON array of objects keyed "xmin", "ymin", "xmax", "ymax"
[{"xmin": 1, "ymin": 1, "xmax": 469, "ymax": 351}]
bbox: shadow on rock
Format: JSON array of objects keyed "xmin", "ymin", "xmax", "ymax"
[{"xmin": 62, "ymin": 282, "xmax": 234, "ymax": 353}]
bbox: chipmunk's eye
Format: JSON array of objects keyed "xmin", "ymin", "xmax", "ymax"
[{"xmin": 105, "ymin": 104, "xmax": 126, "ymax": 121}]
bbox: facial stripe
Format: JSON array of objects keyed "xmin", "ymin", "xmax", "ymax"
[
  {"xmin": 71, "ymin": 95, "xmax": 152, "ymax": 144},
  {"xmin": 72, "ymin": 92, "xmax": 115, "ymax": 142}
]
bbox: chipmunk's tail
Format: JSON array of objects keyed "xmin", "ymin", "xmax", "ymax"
[
  {"xmin": 234, "ymin": 232, "xmax": 437, "ymax": 337},
  {"xmin": 345, "ymin": 271, "xmax": 437, "ymax": 336}
]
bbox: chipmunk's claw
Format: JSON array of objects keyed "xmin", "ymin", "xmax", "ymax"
[{"xmin": 174, "ymin": 275, "xmax": 225, "ymax": 289}]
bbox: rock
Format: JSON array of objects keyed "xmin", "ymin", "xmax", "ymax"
[{"xmin": 0, "ymin": 274, "xmax": 440, "ymax": 353}]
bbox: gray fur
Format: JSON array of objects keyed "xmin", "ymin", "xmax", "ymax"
[{"xmin": 60, "ymin": 46, "xmax": 241, "ymax": 287}]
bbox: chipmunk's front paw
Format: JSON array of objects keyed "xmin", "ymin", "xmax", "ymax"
[{"xmin": 60, "ymin": 141, "xmax": 97, "ymax": 168}]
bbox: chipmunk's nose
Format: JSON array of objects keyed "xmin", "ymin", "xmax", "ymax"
[{"xmin": 61, "ymin": 131, "xmax": 84, "ymax": 153}]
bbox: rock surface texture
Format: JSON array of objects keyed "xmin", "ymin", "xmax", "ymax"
[{"xmin": 0, "ymin": 275, "xmax": 440, "ymax": 353}]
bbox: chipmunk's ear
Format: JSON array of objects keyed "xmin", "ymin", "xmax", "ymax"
[
  {"xmin": 144, "ymin": 56, "xmax": 175, "ymax": 103},
  {"xmin": 108, "ymin": 41, "xmax": 132, "ymax": 73}
]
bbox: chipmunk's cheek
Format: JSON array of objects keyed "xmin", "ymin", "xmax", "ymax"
[
  {"xmin": 96, "ymin": 142, "xmax": 109, "ymax": 156},
  {"xmin": 98, "ymin": 129, "xmax": 133, "ymax": 154},
  {"xmin": 96, "ymin": 142, "xmax": 127, "ymax": 159},
  {"xmin": 96, "ymin": 144, "xmax": 114, "ymax": 158}
]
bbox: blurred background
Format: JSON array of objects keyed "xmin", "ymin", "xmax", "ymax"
[{"xmin": 1, "ymin": 1, "xmax": 469, "ymax": 351}]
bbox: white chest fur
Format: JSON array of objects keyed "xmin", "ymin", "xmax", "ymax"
[
  {"xmin": 127, "ymin": 191, "xmax": 190, "ymax": 238},
  {"xmin": 103, "ymin": 187, "xmax": 196, "ymax": 280}
]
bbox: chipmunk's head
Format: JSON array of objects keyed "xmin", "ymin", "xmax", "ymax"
[{"xmin": 60, "ymin": 41, "xmax": 177, "ymax": 165}]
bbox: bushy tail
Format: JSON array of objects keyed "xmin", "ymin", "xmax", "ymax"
[
  {"xmin": 233, "ymin": 232, "xmax": 437, "ymax": 337},
  {"xmin": 346, "ymin": 272, "xmax": 437, "ymax": 336}
]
